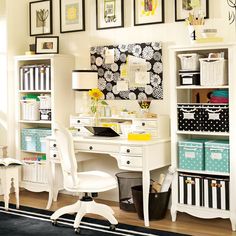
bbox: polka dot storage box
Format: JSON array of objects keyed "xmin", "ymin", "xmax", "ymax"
[
  {"xmin": 205, "ymin": 140, "xmax": 229, "ymax": 173},
  {"xmin": 178, "ymin": 139, "xmax": 206, "ymax": 171},
  {"xmin": 177, "ymin": 104, "xmax": 202, "ymax": 131},
  {"xmin": 201, "ymin": 104, "xmax": 229, "ymax": 132}
]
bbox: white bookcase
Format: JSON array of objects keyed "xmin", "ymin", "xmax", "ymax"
[
  {"xmin": 15, "ymin": 54, "xmax": 75, "ymax": 193},
  {"xmin": 169, "ymin": 43, "xmax": 236, "ymax": 230}
]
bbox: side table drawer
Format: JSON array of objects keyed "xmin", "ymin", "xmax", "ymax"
[
  {"xmin": 120, "ymin": 155, "xmax": 142, "ymax": 168},
  {"xmin": 49, "ymin": 150, "xmax": 59, "ymax": 160},
  {"xmin": 120, "ymin": 145, "xmax": 142, "ymax": 156},
  {"xmin": 49, "ymin": 141, "xmax": 57, "ymax": 149}
]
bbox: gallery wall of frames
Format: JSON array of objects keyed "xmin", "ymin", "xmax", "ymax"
[{"xmin": 29, "ymin": 0, "xmax": 209, "ymax": 35}]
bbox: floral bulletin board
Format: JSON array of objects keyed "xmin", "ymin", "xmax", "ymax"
[{"xmin": 90, "ymin": 42, "xmax": 163, "ymax": 100}]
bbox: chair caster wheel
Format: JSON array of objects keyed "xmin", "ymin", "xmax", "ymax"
[
  {"xmin": 51, "ymin": 220, "xmax": 57, "ymax": 226},
  {"xmin": 74, "ymin": 228, "xmax": 80, "ymax": 234},
  {"xmin": 109, "ymin": 224, "xmax": 116, "ymax": 231}
]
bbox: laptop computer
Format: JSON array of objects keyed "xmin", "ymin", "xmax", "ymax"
[{"xmin": 84, "ymin": 126, "xmax": 120, "ymax": 137}]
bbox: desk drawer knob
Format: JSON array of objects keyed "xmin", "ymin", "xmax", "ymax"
[
  {"xmin": 53, "ymin": 144, "xmax": 57, "ymax": 148},
  {"xmin": 126, "ymin": 161, "xmax": 130, "ymax": 165},
  {"xmin": 142, "ymin": 122, "xmax": 145, "ymax": 126},
  {"xmin": 77, "ymin": 128, "xmax": 80, "ymax": 132},
  {"xmin": 89, "ymin": 146, "xmax": 93, "ymax": 150},
  {"xmin": 77, "ymin": 120, "xmax": 81, "ymax": 123},
  {"xmin": 53, "ymin": 154, "xmax": 56, "ymax": 158},
  {"xmin": 126, "ymin": 149, "xmax": 130, "ymax": 153}
]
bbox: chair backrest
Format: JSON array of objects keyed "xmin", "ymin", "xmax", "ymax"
[{"xmin": 54, "ymin": 123, "xmax": 79, "ymax": 190}]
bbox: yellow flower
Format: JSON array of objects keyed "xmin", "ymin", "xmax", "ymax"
[{"xmin": 88, "ymin": 88, "xmax": 104, "ymax": 100}]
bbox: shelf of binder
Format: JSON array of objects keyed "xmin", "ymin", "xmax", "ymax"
[
  {"xmin": 19, "ymin": 64, "xmax": 51, "ymax": 91},
  {"xmin": 128, "ymin": 131, "xmax": 151, "ymax": 141}
]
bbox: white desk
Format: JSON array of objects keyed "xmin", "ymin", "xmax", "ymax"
[{"xmin": 46, "ymin": 135, "xmax": 171, "ymax": 227}]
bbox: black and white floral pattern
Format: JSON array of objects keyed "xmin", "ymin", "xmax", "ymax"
[{"xmin": 90, "ymin": 42, "xmax": 163, "ymax": 100}]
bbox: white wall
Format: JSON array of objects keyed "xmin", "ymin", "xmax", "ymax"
[
  {"xmin": 0, "ymin": 0, "xmax": 7, "ymax": 146},
  {"xmin": 5, "ymin": 0, "xmax": 236, "ymax": 201},
  {"xmin": 6, "ymin": 0, "xmax": 28, "ymax": 156}
]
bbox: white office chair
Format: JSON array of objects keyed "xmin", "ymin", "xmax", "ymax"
[{"xmin": 50, "ymin": 123, "xmax": 118, "ymax": 234}]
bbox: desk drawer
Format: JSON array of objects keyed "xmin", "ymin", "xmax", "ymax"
[
  {"xmin": 120, "ymin": 146, "xmax": 142, "ymax": 156},
  {"xmin": 75, "ymin": 143, "xmax": 119, "ymax": 153},
  {"xmin": 70, "ymin": 117, "xmax": 93, "ymax": 126},
  {"xmin": 133, "ymin": 120, "xmax": 158, "ymax": 128},
  {"xmin": 120, "ymin": 155, "xmax": 142, "ymax": 168},
  {"xmin": 72, "ymin": 126, "xmax": 91, "ymax": 136}
]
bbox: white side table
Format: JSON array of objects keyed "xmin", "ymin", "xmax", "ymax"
[{"xmin": 0, "ymin": 166, "xmax": 20, "ymax": 210}]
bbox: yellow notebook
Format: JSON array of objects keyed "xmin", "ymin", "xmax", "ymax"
[{"xmin": 128, "ymin": 132, "xmax": 151, "ymax": 141}]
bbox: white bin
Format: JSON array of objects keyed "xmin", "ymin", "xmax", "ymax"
[
  {"xmin": 21, "ymin": 100, "xmax": 40, "ymax": 121},
  {"xmin": 178, "ymin": 53, "xmax": 203, "ymax": 70},
  {"xmin": 200, "ymin": 58, "xmax": 228, "ymax": 86}
]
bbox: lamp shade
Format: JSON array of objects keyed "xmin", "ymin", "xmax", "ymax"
[{"xmin": 72, "ymin": 70, "xmax": 98, "ymax": 91}]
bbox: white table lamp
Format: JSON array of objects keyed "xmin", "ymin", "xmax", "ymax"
[
  {"xmin": 72, "ymin": 70, "xmax": 98, "ymax": 114},
  {"xmin": 72, "ymin": 70, "xmax": 98, "ymax": 91}
]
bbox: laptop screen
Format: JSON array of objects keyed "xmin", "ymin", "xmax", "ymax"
[{"xmin": 84, "ymin": 126, "xmax": 120, "ymax": 137}]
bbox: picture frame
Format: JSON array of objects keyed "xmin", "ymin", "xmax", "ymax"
[
  {"xmin": 29, "ymin": 0, "xmax": 53, "ymax": 36},
  {"xmin": 175, "ymin": 0, "xmax": 209, "ymax": 22},
  {"xmin": 60, "ymin": 0, "xmax": 85, "ymax": 33},
  {"xmin": 96, "ymin": 0, "xmax": 124, "ymax": 30},
  {"xmin": 35, "ymin": 36, "xmax": 59, "ymax": 54},
  {"xmin": 134, "ymin": 0, "xmax": 164, "ymax": 26}
]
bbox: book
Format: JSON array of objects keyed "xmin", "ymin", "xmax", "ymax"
[
  {"xmin": 196, "ymin": 37, "xmax": 223, "ymax": 43},
  {"xmin": 0, "ymin": 158, "xmax": 22, "ymax": 167}
]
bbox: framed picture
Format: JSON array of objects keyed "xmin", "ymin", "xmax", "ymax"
[
  {"xmin": 96, "ymin": 0, "xmax": 124, "ymax": 30},
  {"xmin": 60, "ymin": 0, "xmax": 85, "ymax": 33},
  {"xmin": 29, "ymin": 0, "xmax": 53, "ymax": 36},
  {"xmin": 134, "ymin": 0, "xmax": 164, "ymax": 26},
  {"xmin": 175, "ymin": 0, "xmax": 209, "ymax": 22},
  {"xmin": 35, "ymin": 36, "xmax": 59, "ymax": 54}
]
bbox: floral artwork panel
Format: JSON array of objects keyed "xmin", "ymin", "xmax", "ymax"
[{"xmin": 90, "ymin": 42, "xmax": 163, "ymax": 100}]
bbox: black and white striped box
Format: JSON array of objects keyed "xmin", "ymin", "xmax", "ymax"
[
  {"xmin": 203, "ymin": 177, "xmax": 230, "ymax": 210},
  {"xmin": 178, "ymin": 173, "xmax": 203, "ymax": 207}
]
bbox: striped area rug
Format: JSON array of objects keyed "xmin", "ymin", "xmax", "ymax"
[{"xmin": 0, "ymin": 203, "xmax": 189, "ymax": 236}]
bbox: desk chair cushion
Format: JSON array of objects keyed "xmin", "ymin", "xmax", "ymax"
[{"xmin": 65, "ymin": 170, "xmax": 117, "ymax": 193}]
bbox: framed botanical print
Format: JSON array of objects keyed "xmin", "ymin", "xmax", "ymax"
[
  {"xmin": 134, "ymin": 0, "xmax": 165, "ymax": 26},
  {"xmin": 29, "ymin": 0, "xmax": 53, "ymax": 36},
  {"xmin": 35, "ymin": 36, "xmax": 59, "ymax": 54},
  {"xmin": 96, "ymin": 0, "xmax": 124, "ymax": 30},
  {"xmin": 175, "ymin": 0, "xmax": 209, "ymax": 22},
  {"xmin": 60, "ymin": 0, "xmax": 85, "ymax": 33}
]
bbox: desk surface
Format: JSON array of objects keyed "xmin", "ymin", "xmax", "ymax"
[{"xmin": 48, "ymin": 135, "xmax": 170, "ymax": 146}]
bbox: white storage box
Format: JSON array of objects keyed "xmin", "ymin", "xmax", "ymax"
[
  {"xmin": 200, "ymin": 58, "xmax": 228, "ymax": 86},
  {"xmin": 178, "ymin": 53, "xmax": 203, "ymax": 70},
  {"xmin": 21, "ymin": 100, "xmax": 40, "ymax": 121},
  {"xmin": 38, "ymin": 95, "xmax": 51, "ymax": 109}
]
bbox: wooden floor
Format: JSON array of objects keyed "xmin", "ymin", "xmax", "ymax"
[{"xmin": 1, "ymin": 190, "xmax": 236, "ymax": 236}]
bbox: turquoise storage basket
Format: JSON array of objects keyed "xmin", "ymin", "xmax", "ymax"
[
  {"xmin": 178, "ymin": 139, "xmax": 206, "ymax": 171},
  {"xmin": 36, "ymin": 128, "xmax": 52, "ymax": 152},
  {"xmin": 21, "ymin": 128, "xmax": 38, "ymax": 152},
  {"xmin": 205, "ymin": 140, "xmax": 230, "ymax": 173}
]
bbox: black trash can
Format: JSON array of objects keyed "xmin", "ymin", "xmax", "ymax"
[
  {"xmin": 116, "ymin": 172, "xmax": 142, "ymax": 212},
  {"xmin": 131, "ymin": 185, "xmax": 171, "ymax": 220}
]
